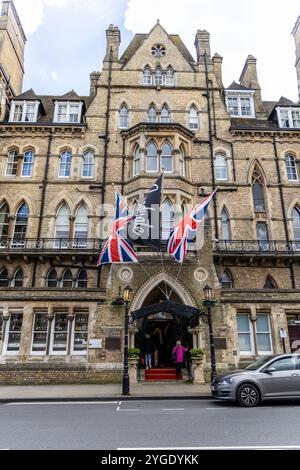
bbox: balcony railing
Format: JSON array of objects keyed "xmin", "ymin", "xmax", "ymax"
[
  {"xmin": 214, "ymin": 240, "xmax": 300, "ymax": 254},
  {"xmin": 0, "ymin": 238, "xmax": 102, "ymax": 253}
]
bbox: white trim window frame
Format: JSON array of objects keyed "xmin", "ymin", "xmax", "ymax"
[
  {"xmin": 133, "ymin": 147, "xmax": 141, "ymax": 176},
  {"xmin": 3, "ymin": 312, "xmax": 23, "ymax": 356},
  {"xmin": 119, "ymin": 105, "xmax": 129, "ymax": 129},
  {"xmin": 49, "ymin": 313, "xmax": 69, "ymax": 356},
  {"xmin": 165, "ymin": 67, "xmax": 174, "ymax": 86},
  {"xmin": 82, "ymin": 151, "xmax": 95, "ymax": 178},
  {"xmin": 161, "ymin": 142, "xmax": 173, "ymax": 173},
  {"xmin": 255, "ymin": 314, "xmax": 273, "ymax": 355},
  {"xmin": 286, "ymin": 154, "xmax": 298, "ymax": 181},
  {"xmin": 189, "ymin": 106, "xmax": 199, "ymax": 131},
  {"xmin": 9, "ymin": 101, "xmax": 39, "ymax": 123},
  {"xmin": 146, "ymin": 142, "xmax": 158, "ymax": 173},
  {"xmin": 21, "ymin": 150, "xmax": 35, "ymax": 178},
  {"xmin": 236, "ymin": 313, "xmax": 255, "ymax": 356},
  {"xmin": 215, "ymin": 154, "xmax": 228, "ymax": 181},
  {"xmin": 225, "ymin": 91, "xmax": 255, "ymax": 118},
  {"xmin": 53, "ymin": 101, "xmax": 83, "ymax": 124},
  {"xmin": 70, "ymin": 312, "xmax": 89, "ymax": 355},
  {"xmin": 31, "ymin": 312, "xmax": 48, "ymax": 356},
  {"xmin": 59, "ymin": 150, "xmax": 72, "ymax": 178},
  {"xmin": 5, "ymin": 149, "xmax": 19, "ymax": 177},
  {"xmin": 277, "ymin": 107, "xmax": 300, "ymax": 129},
  {"xmin": 143, "ymin": 67, "xmax": 152, "ymax": 86}
]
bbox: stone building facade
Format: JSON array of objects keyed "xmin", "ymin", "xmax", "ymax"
[{"xmin": 0, "ymin": 1, "xmax": 300, "ymax": 384}]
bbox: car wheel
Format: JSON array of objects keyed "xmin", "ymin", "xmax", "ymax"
[{"xmin": 237, "ymin": 383, "xmax": 260, "ymax": 407}]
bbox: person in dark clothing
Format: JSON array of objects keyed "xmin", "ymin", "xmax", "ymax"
[{"xmin": 143, "ymin": 334, "xmax": 154, "ymax": 370}]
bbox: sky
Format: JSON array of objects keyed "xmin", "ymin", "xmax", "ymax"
[{"xmin": 13, "ymin": 0, "xmax": 300, "ymax": 101}]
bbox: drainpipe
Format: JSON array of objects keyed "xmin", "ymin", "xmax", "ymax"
[
  {"xmin": 121, "ymin": 135, "xmax": 126, "ymax": 196},
  {"xmin": 98, "ymin": 47, "xmax": 113, "ymax": 287},
  {"xmin": 204, "ymin": 52, "xmax": 219, "ymax": 240},
  {"xmin": 272, "ymin": 135, "xmax": 296, "ymax": 289},
  {"xmin": 31, "ymin": 128, "xmax": 54, "ymax": 287}
]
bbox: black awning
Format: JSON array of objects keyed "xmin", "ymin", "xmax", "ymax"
[{"xmin": 131, "ymin": 300, "xmax": 200, "ymax": 322}]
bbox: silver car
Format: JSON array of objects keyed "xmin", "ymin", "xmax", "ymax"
[{"xmin": 212, "ymin": 354, "xmax": 300, "ymax": 407}]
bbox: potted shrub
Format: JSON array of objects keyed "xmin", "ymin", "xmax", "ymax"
[
  {"xmin": 190, "ymin": 348, "xmax": 204, "ymax": 360},
  {"xmin": 128, "ymin": 348, "xmax": 140, "ymax": 359},
  {"xmin": 190, "ymin": 349, "xmax": 205, "ymax": 385},
  {"xmin": 128, "ymin": 348, "xmax": 140, "ymax": 385}
]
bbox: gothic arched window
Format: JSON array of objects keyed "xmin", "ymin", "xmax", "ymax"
[
  {"xmin": 119, "ymin": 105, "xmax": 129, "ymax": 129},
  {"xmin": 154, "ymin": 67, "xmax": 163, "ymax": 86},
  {"xmin": 221, "ymin": 208, "xmax": 231, "ymax": 241},
  {"xmin": 292, "ymin": 206, "xmax": 300, "ymax": 241},
  {"xmin": 12, "ymin": 268, "xmax": 23, "ymax": 288},
  {"xmin": 0, "ymin": 202, "xmax": 9, "ymax": 241},
  {"xmin": 82, "ymin": 151, "xmax": 95, "ymax": 178},
  {"xmin": 22, "ymin": 150, "xmax": 35, "ymax": 177},
  {"xmin": 264, "ymin": 276, "xmax": 277, "ymax": 289},
  {"xmin": 133, "ymin": 146, "xmax": 141, "ymax": 176},
  {"xmin": 74, "ymin": 204, "xmax": 88, "ymax": 246},
  {"xmin": 47, "ymin": 269, "xmax": 58, "ymax": 288},
  {"xmin": 59, "ymin": 150, "xmax": 72, "ymax": 178},
  {"xmin": 162, "ymin": 199, "xmax": 174, "ymax": 240},
  {"xmin": 6, "ymin": 149, "xmax": 19, "ymax": 176},
  {"xmin": 62, "ymin": 269, "xmax": 73, "ymax": 288},
  {"xmin": 77, "ymin": 269, "xmax": 88, "ymax": 288},
  {"xmin": 160, "ymin": 106, "xmax": 171, "ymax": 123},
  {"xmin": 189, "ymin": 106, "xmax": 199, "ymax": 130},
  {"xmin": 13, "ymin": 203, "xmax": 29, "ymax": 243},
  {"xmin": 143, "ymin": 67, "xmax": 152, "ymax": 86},
  {"xmin": 252, "ymin": 169, "xmax": 266, "ymax": 211},
  {"xmin": 286, "ymin": 154, "xmax": 298, "ymax": 181},
  {"xmin": 161, "ymin": 141, "xmax": 173, "ymax": 173},
  {"xmin": 55, "ymin": 204, "xmax": 70, "ymax": 247},
  {"xmin": 220, "ymin": 270, "xmax": 233, "ymax": 289},
  {"xmin": 148, "ymin": 106, "xmax": 157, "ymax": 123},
  {"xmin": 165, "ymin": 67, "xmax": 174, "ymax": 86},
  {"xmin": 146, "ymin": 141, "xmax": 158, "ymax": 173},
  {"xmin": 215, "ymin": 154, "xmax": 228, "ymax": 181},
  {"xmin": 179, "ymin": 146, "xmax": 185, "ymax": 177},
  {"xmin": 0, "ymin": 268, "xmax": 9, "ymax": 287}
]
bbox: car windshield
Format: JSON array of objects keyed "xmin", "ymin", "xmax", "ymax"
[{"xmin": 245, "ymin": 356, "xmax": 275, "ymax": 370}]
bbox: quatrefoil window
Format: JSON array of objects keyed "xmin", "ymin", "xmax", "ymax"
[{"xmin": 151, "ymin": 45, "xmax": 166, "ymax": 58}]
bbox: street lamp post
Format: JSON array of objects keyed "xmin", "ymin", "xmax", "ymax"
[
  {"xmin": 122, "ymin": 286, "xmax": 132, "ymax": 396},
  {"xmin": 203, "ymin": 285, "xmax": 217, "ymax": 383}
]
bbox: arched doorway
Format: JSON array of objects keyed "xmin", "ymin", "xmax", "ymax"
[{"xmin": 133, "ymin": 282, "xmax": 195, "ymax": 369}]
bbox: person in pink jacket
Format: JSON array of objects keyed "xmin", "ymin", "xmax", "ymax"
[{"xmin": 172, "ymin": 340, "xmax": 188, "ymax": 380}]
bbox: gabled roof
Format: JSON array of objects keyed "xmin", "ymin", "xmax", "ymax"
[
  {"xmin": 277, "ymin": 96, "xmax": 295, "ymax": 106},
  {"xmin": 57, "ymin": 90, "xmax": 82, "ymax": 101},
  {"xmin": 120, "ymin": 22, "xmax": 195, "ymax": 65},
  {"xmin": 13, "ymin": 89, "xmax": 38, "ymax": 100},
  {"xmin": 226, "ymin": 81, "xmax": 254, "ymax": 91}
]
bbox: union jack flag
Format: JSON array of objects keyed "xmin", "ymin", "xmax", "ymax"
[
  {"xmin": 98, "ymin": 190, "xmax": 138, "ymax": 265},
  {"xmin": 167, "ymin": 190, "xmax": 217, "ymax": 263}
]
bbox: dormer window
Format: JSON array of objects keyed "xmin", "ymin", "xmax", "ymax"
[
  {"xmin": 9, "ymin": 101, "xmax": 39, "ymax": 123},
  {"xmin": 277, "ymin": 107, "xmax": 300, "ymax": 128},
  {"xmin": 54, "ymin": 101, "xmax": 83, "ymax": 124},
  {"xmin": 225, "ymin": 92, "xmax": 255, "ymax": 118}
]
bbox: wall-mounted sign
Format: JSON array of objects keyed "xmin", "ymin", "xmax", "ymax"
[
  {"xmin": 88, "ymin": 339, "xmax": 102, "ymax": 349},
  {"xmin": 280, "ymin": 329, "xmax": 288, "ymax": 339}
]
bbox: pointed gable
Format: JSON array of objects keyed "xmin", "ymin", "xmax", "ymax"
[
  {"xmin": 14, "ymin": 89, "xmax": 38, "ymax": 100},
  {"xmin": 58, "ymin": 90, "xmax": 82, "ymax": 101},
  {"xmin": 120, "ymin": 22, "xmax": 196, "ymax": 71}
]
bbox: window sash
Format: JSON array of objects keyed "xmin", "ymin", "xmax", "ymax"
[
  {"xmin": 165, "ymin": 70, "xmax": 174, "ymax": 86},
  {"xmin": 286, "ymin": 156, "xmax": 298, "ymax": 181},
  {"xmin": 22, "ymin": 151, "xmax": 34, "ymax": 177},
  {"xmin": 71, "ymin": 313, "xmax": 88, "ymax": 354},
  {"xmin": 54, "ymin": 102, "xmax": 82, "ymax": 124},
  {"xmin": 154, "ymin": 70, "xmax": 163, "ymax": 86},
  {"xmin": 59, "ymin": 152, "xmax": 72, "ymax": 177},
  {"xmin": 256, "ymin": 315, "xmax": 272, "ymax": 354},
  {"xmin": 31, "ymin": 313, "xmax": 48, "ymax": 354},
  {"xmin": 278, "ymin": 108, "xmax": 300, "ymax": 129},
  {"xmin": 4, "ymin": 313, "xmax": 23, "ymax": 355},
  {"xmin": 82, "ymin": 152, "xmax": 94, "ymax": 178},
  {"xmin": 50, "ymin": 314, "xmax": 69, "ymax": 355},
  {"xmin": 133, "ymin": 151, "xmax": 141, "ymax": 176},
  {"xmin": 10, "ymin": 101, "xmax": 39, "ymax": 123},
  {"xmin": 6, "ymin": 151, "xmax": 18, "ymax": 176},
  {"xmin": 226, "ymin": 94, "xmax": 255, "ymax": 117},
  {"xmin": 148, "ymin": 109, "xmax": 157, "ymax": 123},
  {"xmin": 119, "ymin": 108, "xmax": 129, "ymax": 129},
  {"xmin": 143, "ymin": 70, "xmax": 152, "ymax": 85},
  {"xmin": 237, "ymin": 314, "xmax": 255, "ymax": 355}
]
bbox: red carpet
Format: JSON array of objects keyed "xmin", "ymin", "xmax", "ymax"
[{"xmin": 145, "ymin": 368, "xmax": 182, "ymax": 381}]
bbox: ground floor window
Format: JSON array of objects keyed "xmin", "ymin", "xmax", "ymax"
[
  {"xmin": 71, "ymin": 312, "xmax": 89, "ymax": 354},
  {"xmin": 31, "ymin": 312, "xmax": 48, "ymax": 355},
  {"xmin": 287, "ymin": 313, "xmax": 300, "ymax": 353},
  {"xmin": 4, "ymin": 312, "xmax": 23, "ymax": 355},
  {"xmin": 50, "ymin": 313, "xmax": 69, "ymax": 355},
  {"xmin": 236, "ymin": 312, "xmax": 273, "ymax": 356}
]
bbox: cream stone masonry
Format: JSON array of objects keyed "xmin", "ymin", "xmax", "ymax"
[{"xmin": 0, "ymin": 9, "xmax": 300, "ymax": 385}]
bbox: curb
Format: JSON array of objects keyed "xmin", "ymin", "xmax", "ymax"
[{"xmin": 0, "ymin": 395, "xmax": 212, "ymax": 404}]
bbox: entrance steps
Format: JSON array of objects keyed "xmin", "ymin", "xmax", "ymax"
[{"xmin": 145, "ymin": 368, "xmax": 182, "ymax": 381}]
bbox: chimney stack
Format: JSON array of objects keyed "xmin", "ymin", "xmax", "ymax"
[
  {"xmin": 212, "ymin": 53, "xmax": 223, "ymax": 87},
  {"xmin": 105, "ymin": 25, "xmax": 121, "ymax": 62},
  {"xmin": 194, "ymin": 30, "xmax": 211, "ymax": 63},
  {"xmin": 240, "ymin": 55, "xmax": 265, "ymax": 117}
]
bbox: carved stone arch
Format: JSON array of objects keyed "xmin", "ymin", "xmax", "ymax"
[
  {"xmin": 130, "ymin": 271, "xmax": 197, "ymax": 312},
  {"xmin": 186, "ymin": 101, "xmax": 200, "ymax": 111},
  {"xmin": 214, "ymin": 147, "xmax": 230, "ymax": 160},
  {"xmin": 148, "ymin": 102, "xmax": 158, "ymax": 111},
  {"xmin": 7, "ymin": 145, "xmax": 20, "ymax": 154},
  {"xmin": 79, "ymin": 144, "xmax": 98, "ymax": 156},
  {"xmin": 54, "ymin": 200, "xmax": 71, "ymax": 217},
  {"xmin": 160, "ymin": 138, "xmax": 173, "ymax": 151},
  {"xmin": 264, "ymin": 275, "xmax": 278, "ymax": 289},
  {"xmin": 287, "ymin": 198, "xmax": 300, "ymax": 219},
  {"xmin": 13, "ymin": 199, "xmax": 30, "ymax": 216},
  {"xmin": 247, "ymin": 159, "xmax": 267, "ymax": 185},
  {"xmin": 74, "ymin": 199, "xmax": 90, "ymax": 216},
  {"xmin": 0, "ymin": 199, "xmax": 10, "ymax": 212}
]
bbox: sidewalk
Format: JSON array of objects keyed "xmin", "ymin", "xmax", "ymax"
[{"xmin": 0, "ymin": 382, "xmax": 211, "ymax": 402}]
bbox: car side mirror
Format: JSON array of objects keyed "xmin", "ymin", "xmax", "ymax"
[{"xmin": 264, "ymin": 367, "xmax": 276, "ymax": 374}]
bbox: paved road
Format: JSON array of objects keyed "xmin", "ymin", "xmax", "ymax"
[{"xmin": 1, "ymin": 399, "xmax": 300, "ymax": 450}]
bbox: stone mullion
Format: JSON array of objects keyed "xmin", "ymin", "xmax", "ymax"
[
  {"xmin": 1, "ymin": 314, "xmax": 10, "ymax": 355},
  {"xmin": 46, "ymin": 313, "xmax": 54, "ymax": 356},
  {"xmin": 67, "ymin": 313, "xmax": 75, "ymax": 355}
]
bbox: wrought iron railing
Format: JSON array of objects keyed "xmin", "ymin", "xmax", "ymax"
[
  {"xmin": 214, "ymin": 240, "xmax": 300, "ymax": 254},
  {"xmin": 0, "ymin": 238, "xmax": 102, "ymax": 253}
]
